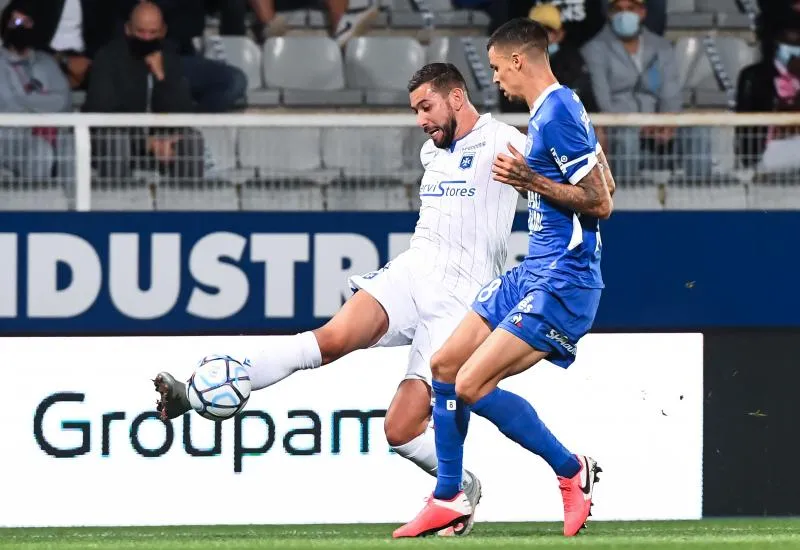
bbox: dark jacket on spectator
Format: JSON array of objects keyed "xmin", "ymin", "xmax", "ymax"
[
  {"xmin": 735, "ymin": 60, "xmax": 800, "ymax": 167},
  {"xmin": 5, "ymin": 0, "xmax": 117, "ymax": 57},
  {"xmin": 83, "ymin": 36, "xmax": 193, "ymax": 114}
]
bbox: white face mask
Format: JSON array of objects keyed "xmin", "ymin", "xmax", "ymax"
[
  {"xmin": 611, "ymin": 11, "xmax": 641, "ymax": 39},
  {"xmin": 776, "ymin": 43, "xmax": 800, "ymax": 67}
]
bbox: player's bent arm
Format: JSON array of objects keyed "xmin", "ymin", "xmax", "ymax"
[{"xmin": 532, "ymin": 164, "xmax": 613, "ymax": 219}]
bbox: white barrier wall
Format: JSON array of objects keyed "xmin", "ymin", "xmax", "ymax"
[{"xmin": 1, "ymin": 333, "xmax": 703, "ymax": 527}]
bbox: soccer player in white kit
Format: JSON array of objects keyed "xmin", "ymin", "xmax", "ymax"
[{"xmin": 154, "ymin": 63, "xmax": 525, "ymax": 535}]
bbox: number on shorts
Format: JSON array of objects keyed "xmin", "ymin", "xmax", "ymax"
[{"xmin": 477, "ymin": 278, "xmax": 502, "ymax": 302}]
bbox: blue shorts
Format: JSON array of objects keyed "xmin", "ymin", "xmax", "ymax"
[{"xmin": 471, "ymin": 265, "xmax": 602, "ymax": 368}]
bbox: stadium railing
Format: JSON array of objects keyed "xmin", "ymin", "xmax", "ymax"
[{"xmin": 0, "ymin": 112, "xmax": 799, "ymax": 211}]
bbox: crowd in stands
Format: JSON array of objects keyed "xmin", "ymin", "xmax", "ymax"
[{"xmin": 0, "ymin": 0, "xmax": 798, "ymax": 187}]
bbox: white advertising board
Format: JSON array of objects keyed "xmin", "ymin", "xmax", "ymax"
[{"xmin": 0, "ymin": 333, "xmax": 703, "ymax": 527}]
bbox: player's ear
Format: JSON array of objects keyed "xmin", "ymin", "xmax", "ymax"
[
  {"xmin": 450, "ymin": 87, "xmax": 466, "ymax": 110},
  {"xmin": 511, "ymin": 52, "xmax": 523, "ymax": 71}
]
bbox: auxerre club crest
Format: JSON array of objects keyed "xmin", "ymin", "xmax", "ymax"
[{"xmin": 459, "ymin": 152, "xmax": 474, "ymax": 170}]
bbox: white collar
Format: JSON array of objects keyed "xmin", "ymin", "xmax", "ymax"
[{"xmin": 530, "ymin": 82, "xmax": 562, "ymax": 117}]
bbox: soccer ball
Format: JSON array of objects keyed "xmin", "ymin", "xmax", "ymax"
[{"xmin": 187, "ymin": 354, "xmax": 251, "ymax": 421}]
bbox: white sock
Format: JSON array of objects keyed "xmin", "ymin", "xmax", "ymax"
[
  {"xmin": 392, "ymin": 427, "xmax": 471, "ymax": 485},
  {"xmin": 243, "ymin": 332, "xmax": 322, "ymax": 391},
  {"xmin": 392, "ymin": 427, "xmax": 439, "ymax": 477}
]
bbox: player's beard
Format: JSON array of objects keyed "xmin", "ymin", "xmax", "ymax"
[{"xmin": 432, "ymin": 110, "xmax": 458, "ymax": 150}]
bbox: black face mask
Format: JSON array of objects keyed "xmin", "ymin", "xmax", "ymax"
[
  {"xmin": 2, "ymin": 27, "xmax": 35, "ymax": 51},
  {"xmin": 127, "ymin": 36, "xmax": 162, "ymax": 58}
]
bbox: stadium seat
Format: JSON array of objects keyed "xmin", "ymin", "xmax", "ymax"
[
  {"xmin": 427, "ymin": 36, "xmax": 495, "ymax": 107},
  {"xmin": 0, "ymin": 181, "xmax": 70, "ymax": 211},
  {"xmin": 156, "ymin": 181, "xmax": 240, "ymax": 211},
  {"xmin": 664, "ymin": 183, "xmax": 748, "ymax": 210},
  {"xmin": 91, "ymin": 180, "xmax": 154, "ymax": 211},
  {"xmin": 203, "ymin": 36, "xmax": 263, "ymax": 90},
  {"xmin": 674, "ymin": 36, "xmax": 705, "ymax": 90},
  {"xmin": 321, "ymin": 127, "xmax": 419, "ymax": 183},
  {"xmin": 667, "ymin": 0, "xmax": 696, "ymax": 12},
  {"xmin": 241, "ymin": 180, "xmax": 326, "ymax": 211},
  {"xmin": 345, "ymin": 37, "xmax": 426, "ymax": 105},
  {"xmin": 262, "ymin": 37, "xmax": 362, "ymax": 106},
  {"xmin": 238, "ymin": 127, "xmax": 340, "ymax": 185},
  {"xmin": 666, "ymin": 12, "xmax": 715, "ymax": 29},
  {"xmin": 199, "ymin": 127, "xmax": 255, "ymax": 184},
  {"xmin": 695, "ymin": 0, "xmax": 742, "ymax": 14}
]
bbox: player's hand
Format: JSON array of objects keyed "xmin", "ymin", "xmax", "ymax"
[
  {"xmin": 492, "ymin": 142, "xmax": 540, "ymax": 193},
  {"xmin": 145, "ymin": 51, "xmax": 165, "ymax": 81}
]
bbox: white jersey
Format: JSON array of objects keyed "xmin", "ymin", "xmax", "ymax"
[
  {"xmin": 410, "ymin": 113, "xmax": 525, "ymax": 301},
  {"xmin": 348, "ymin": 113, "xmax": 525, "ymax": 383}
]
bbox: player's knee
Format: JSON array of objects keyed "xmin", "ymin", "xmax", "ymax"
[
  {"xmin": 312, "ymin": 325, "xmax": 347, "ymax": 364},
  {"xmin": 384, "ymin": 416, "xmax": 418, "ymax": 447},
  {"xmin": 454, "ymin": 373, "xmax": 481, "ymax": 405},
  {"xmin": 430, "ymin": 349, "xmax": 459, "ymax": 383}
]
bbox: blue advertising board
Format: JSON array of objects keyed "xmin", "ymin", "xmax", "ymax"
[{"xmin": 0, "ymin": 211, "xmax": 797, "ymax": 334}]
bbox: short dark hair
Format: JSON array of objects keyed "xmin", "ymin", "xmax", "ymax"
[
  {"xmin": 407, "ymin": 62, "xmax": 468, "ymax": 95},
  {"xmin": 487, "ymin": 17, "xmax": 549, "ymax": 55}
]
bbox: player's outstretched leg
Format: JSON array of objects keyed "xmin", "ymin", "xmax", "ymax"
[
  {"xmin": 385, "ymin": 378, "xmax": 482, "ymax": 537},
  {"xmin": 456, "ymin": 327, "xmax": 599, "ymax": 536},
  {"xmin": 393, "ymin": 312, "xmax": 492, "ymax": 539},
  {"xmin": 155, "ymin": 290, "xmax": 389, "ymax": 420}
]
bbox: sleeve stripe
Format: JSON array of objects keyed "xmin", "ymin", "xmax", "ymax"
[
  {"xmin": 562, "ymin": 151, "xmax": 597, "ymax": 170},
  {"xmin": 568, "ymin": 155, "xmax": 599, "ymax": 185}
]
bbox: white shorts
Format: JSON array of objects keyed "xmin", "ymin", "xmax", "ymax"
[{"xmin": 348, "ymin": 250, "xmax": 472, "ymax": 383}]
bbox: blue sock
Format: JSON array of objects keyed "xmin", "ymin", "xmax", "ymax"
[
  {"xmin": 471, "ymin": 387, "xmax": 580, "ymax": 478},
  {"xmin": 431, "ymin": 380, "xmax": 470, "ymax": 500}
]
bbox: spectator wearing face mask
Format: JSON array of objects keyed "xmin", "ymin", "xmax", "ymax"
[
  {"xmin": 84, "ymin": 1, "xmax": 204, "ymax": 183},
  {"xmin": 581, "ymin": 0, "xmax": 710, "ymax": 182},
  {"xmin": 0, "ymin": 6, "xmax": 73, "ymax": 182},
  {"xmin": 736, "ymin": 13, "xmax": 800, "ymax": 169}
]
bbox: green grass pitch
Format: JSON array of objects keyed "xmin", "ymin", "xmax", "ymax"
[{"xmin": 2, "ymin": 519, "xmax": 800, "ymax": 549}]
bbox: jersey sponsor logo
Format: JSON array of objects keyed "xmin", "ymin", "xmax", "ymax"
[
  {"xmin": 510, "ymin": 313, "xmax": 523, "ymax": 328},
  {"xmin": 546, "ymin": 328, "xmax": 577, "ymax": 356},
  {"xmin": 419, "ymin": 180, "xmax": 476, "ymax": 198},
  {"xmin": 550, "ymin": 147, "xmax": 569, "ymax": 172},
  {"xmin": 459, "ymin": 153, "xmax": 475, "ymax": 170},
  {"xmin": 462, "ymin": 141, "xmax": 485, "ymax": 151}
]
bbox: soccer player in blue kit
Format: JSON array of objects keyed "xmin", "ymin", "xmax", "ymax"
[{"xmin": 394, "ymin": 18, "xmax": 617, "ymax": 538}]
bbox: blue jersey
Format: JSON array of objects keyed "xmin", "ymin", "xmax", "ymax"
[{"xmin": 522, "ymin": 84, "xmax": 603, "ymax": 289}]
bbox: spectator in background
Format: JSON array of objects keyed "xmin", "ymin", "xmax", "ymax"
[
  {"xmin": 122, "ymin": 0, "xmax": 247, "ymax": 112},
  {"xmin": 528, "ymin": 2, "xmax": 607, "ymax": 149},
  {"xmin": 0, "ymin": 6, "xmax": 73, "ymax": 181},
  {"xmin": 582, "ymin": 0, "xmax": 710, "ymax": 181},
  {"xmin": 501, "ymin": 3, "xmax": 602, "ymax": 123},
  {"xmin": 84, "ymin": 1, "xmax": 204, "ymax": 183},
  {"xmin": 2, "ymin": 0, "xmax": 117, "ymax": 89},
  {"xmin": 736, "ymin": 12, "xmax": 800, "ymax": 169},
  {"xmin": 524, "ymin": 0, "xmax": 606, "ymax": 48}
]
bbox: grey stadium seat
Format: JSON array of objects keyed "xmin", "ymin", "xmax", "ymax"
[
  {"xmin": 0, "ymin": 181, "xmax": 70, "ymax": 211},
  {"xmin": 156, "ymin": 181, "xmax": 239, "ymax": 211},
  {"xmin": 345, "ymin": 37, "xmax": 426, "ymax": 105},
  {"xmin": 238, "ymin": 127, "xmax": 339, "ymax": 184},
  {"xmin": 667, "ymin": 0, "xmax": 695, "ymax": 12},
  {"xmin": 262, "ymin": 37, "xmax": 361, "ymax": 106},
  {"xmin": 695, "ymin": 0, "xmax": 742, "ymax": 13},
  {"xmin": 427, "ymin": 36, "xmax": 495, "ymax": 107},
  {"xmin": 204, "ymin": 36, "xmax": 263, "ymax": 90}
]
